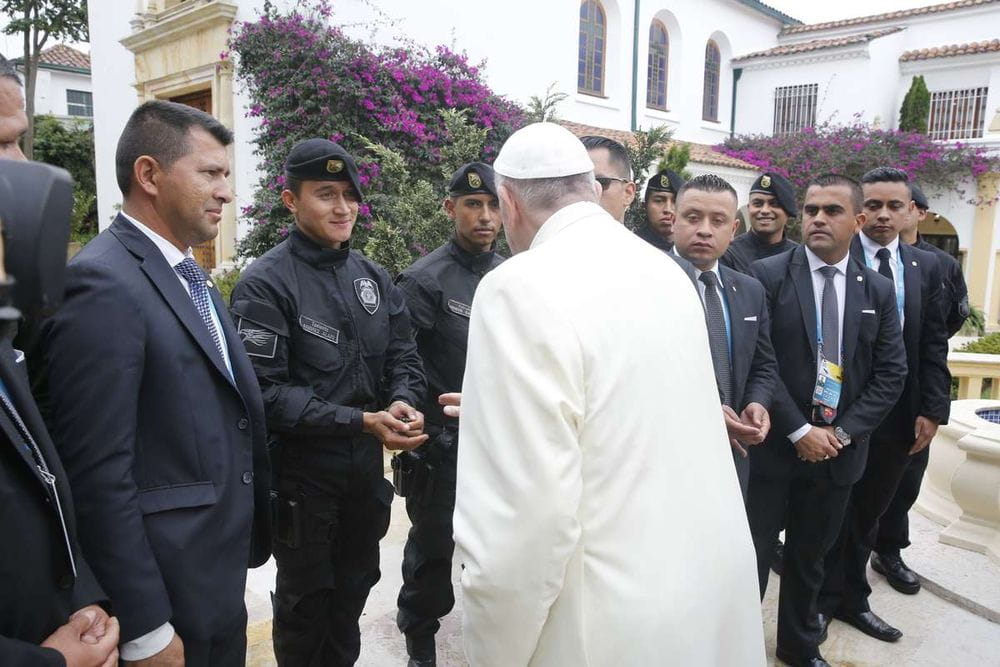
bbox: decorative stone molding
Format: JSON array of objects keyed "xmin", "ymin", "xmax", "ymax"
[
  {"xmin": 122, "ymin": 1, "xmax": 237, "ymax": 55},
  {"xmin": 917, "ymin": 399, "xmax": 1000, "ymax": 565},
  {"xmin": 736, "ymin": 45, "xmax": 871, "ymax": 72}
]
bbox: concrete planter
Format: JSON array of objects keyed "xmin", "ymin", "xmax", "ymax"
[{"xmin": 916, "ymin": 399, "xmax": 1000, "ymax": 565}]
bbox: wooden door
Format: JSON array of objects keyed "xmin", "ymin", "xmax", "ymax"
[{"xmin": 170, "ymin": 89, "xmax": 216, "ymax": 269}]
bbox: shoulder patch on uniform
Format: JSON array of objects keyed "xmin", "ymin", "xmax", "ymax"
[
  {"xmin": 354, "ymin": 278, "xmax": 380, "ymax": 315},
  {"xmin": 299, "ymin": 315, "xmax": 340, "ymax": 344},
  {"xmin": 447, "ymin": 299, "xmax": 472, "ymax": 318},
  {"xmin": 238, "ymin": 319, "xmax": 278, "ymax": 359}
]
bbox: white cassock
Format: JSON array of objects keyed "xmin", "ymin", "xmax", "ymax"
[{"xmin": 454, "ymin": 201, "xmax": 765, "ymax": 666}]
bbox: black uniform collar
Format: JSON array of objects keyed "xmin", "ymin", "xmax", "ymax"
[
  {"xmin": 747, "ymin": 228, "xmax": 788, "ymax": 248},
  {"xmin": 636, "ymin": 223, "xmax": 673, "ymax": 252},
  {"xmin": 448, "ymin": 237, "xmax": 496, "ymax": 274},
  {"xmin": 289, "ymin": 227, "xmax": 351, "ymax": 268}
]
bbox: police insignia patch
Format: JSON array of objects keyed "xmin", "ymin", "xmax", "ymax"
[
  {"xmin": 468, "ymin": 171, "xmax": 482, "ymax": 189},
  {"xmin": 354, "ymin": 278, "xmax": 380, "ymax": 315},
  {"xmin": 660, "ymin": 174, "xmax": 669, "ymax": 188},
  {"xmin": 327, "ymin": 159, "xmax": 344, "ymax": 174},
  {"xmin": 238, "ymin": 319, "xmax": 278, "ymax": 359},
  {"xmin": 447, "ymin": 299, "xmax": 472, "ymax": 318},
  {"xmin": 760, "ymin": 175, "xmax": 772, "ymax": 188}
]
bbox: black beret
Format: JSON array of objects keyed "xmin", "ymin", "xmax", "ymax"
[
  {"xmin": 448, "ymin": 162, "xmax": 496, "ymax": 198},
  {"xmin": 645, "ymin": 169, "xmax": 685, "ymax": 196},
  {"xmin": 910, "ymin": 182, "xmax": 929, "ymax": 210},
  {"xmin": 284, "ymin": 138, "xmax": 363, "ymax": 201},
  {"xmin": 750, "ymin": 172, "xmax": 796, "ymax": 217}
]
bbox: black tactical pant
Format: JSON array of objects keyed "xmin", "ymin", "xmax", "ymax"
[
  {"xmin": 875, "ymin": 445, "xmax": 930, "ymax": 555},
  {"xmin": 271, "ymin": 435, "xmax": 393, "ymax": 667},
  {"xmin": 396, "ymin": 429, "xmax": 458, "ymax": 659}
]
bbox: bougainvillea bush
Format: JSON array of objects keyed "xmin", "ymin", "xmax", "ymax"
[
  {"xmin": 718, "ymin": 118, "xmax": 1000, "ymax": 206},
  {"xmin": 229, "ymin": 0, "xmax": 523, "ymax": 264}
]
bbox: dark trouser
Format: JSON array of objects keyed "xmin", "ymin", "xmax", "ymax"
[
  {"xmin": 875, "ymin": 445, "xmax": 930, "ymax": 555},
  {"xmin": 747, "ymin": 466, "xmax": 851, "ymax": 661},
  {"xmin": 177, "ymin": 608, "xmax": 248, "ymax": 667},
  {"xmin": 821, "ymin": 437, "xmax": 911, "ymax": 615},
  {"xmin": 733, "ymin": 447, "xmax": 749, "ymax": 502},
  {"xmin": 271, "ymin": 436, "xmax": 393, "ymax": 667},
  {"xmin": 396, "ymin": 430, "xmax": 458, "ymax": 658}
]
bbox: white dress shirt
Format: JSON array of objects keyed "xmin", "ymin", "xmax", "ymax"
[
  {"xmin": 116, "ymin": 213, "xmax": 230, "ymax": 659},
  {"xmin": 787, "ymin": 247, "xmax": 849, "ymax": 444},
  {"xmin": 859, "ymin": 230, "xmax": 905, "ymax": 328}
]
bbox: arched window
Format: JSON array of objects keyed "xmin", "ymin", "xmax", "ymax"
[
  {"xmin": 703, "ymin": 40, "xmax": 721, "ymax": 122},
  {"xmin": 646, "ymin": 21, "xmax": 668, "ymax": 109},
  {"xmin": 579, "ymin": 1, "xmax": 606, "ymax": 96}
]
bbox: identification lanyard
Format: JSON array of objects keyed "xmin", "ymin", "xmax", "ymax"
[{"xmin": 814, "ymin": 289, "xmax": 843, "ymax": 424}]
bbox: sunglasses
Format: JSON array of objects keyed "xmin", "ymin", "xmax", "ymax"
[{"xmin": 595, "ymin": 176, "xmax": 629, "ymax": 192}]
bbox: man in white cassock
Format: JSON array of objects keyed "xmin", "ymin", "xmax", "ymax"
[{"xmin": 453, "ymin": 122, "xmax": 766, "ymax": 666}]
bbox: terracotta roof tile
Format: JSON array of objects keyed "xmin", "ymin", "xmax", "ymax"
[
  {"xmin": 781, "ymin": 0, "xmax": 999, "ymax": 36},
  {"xmin": 558, "ymin": 121, "xmax": 757, "ymax": 170},
  {"xmin": 900, "ymin": 38, "xmax": 1000, "ymax": 61},
  {"xmin": 734, "ymin": 28, "xmax": 902, "ymax": 62},
  {"xmin": 38, "ymin": 44, "xmax": 90, "ymax": 71}
]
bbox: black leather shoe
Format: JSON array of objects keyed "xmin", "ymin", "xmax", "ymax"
[
  {"xmin": 871, "ymin": 551, "xmax": 921, "ymax": 594},
  {"xmin": 770, "ymin": 538, "xmax": 785, "ymax": 576},
  {"xmin": 835, "ymin": 609, "xmax": 902, "ymax": 642},
  {"xmin": 405, "ymin": 635, "xmax": 436, "ymax": 666},
  {"xmin": 816, "ymin": 612, "xmax": 830, "ymax": 645},
  {"xmin": 775, "ymin": 646, "xmax": 831, "ymax": 666}
]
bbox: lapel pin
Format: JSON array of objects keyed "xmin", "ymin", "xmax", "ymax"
[
  {"xmin": 911, "ymin": 261, "xmax": 917, "ymax": 266},
  {"xmin": 857, "ymin": 275, "xmax": 863, "ymax": 282},
  {"xmin": 207, "ymin": 279, "xmax": 214, "ymax": 288}
]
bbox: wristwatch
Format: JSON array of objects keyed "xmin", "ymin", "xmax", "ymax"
[{"xmin": 834, "ymin": 426, "xmax": 852, "ymax": 447}]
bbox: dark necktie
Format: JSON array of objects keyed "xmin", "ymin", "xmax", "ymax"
[
  {"xmin": 876, "ymin": 247, "xmax": 894, "ymax": 283},
  {"xmin": 699, "ymin": 271, "xmax": 732, "ymax": 407},
  {"xmin": 819, "ymin": 265, "xmax": 840, "ymax": 366},
  {"xmin": 174, "ymin": 257, "xmax": 226, "ymax": 361}
]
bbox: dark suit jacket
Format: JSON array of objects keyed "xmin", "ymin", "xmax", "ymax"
[
  {"xmin": 916, "ymin": 237, "xmax": 969, "ymax": 337},
  {"xmin": 36, "ymin": 216, "xmax": 270, "ymax": 644},
  {"xmin": 750, "ymin": 246, "xmax": 907, "ymax": 486},
  {"xmin": 718, "ymin": 265, "xmax": 778, "ymax": 413},
  {"xmin": 0, "ymin": 340, "xmax": 105, "ymax": 666},
  {"xmin": 850, "ymin": 236, "xmax": 951, "ymax": 443}
]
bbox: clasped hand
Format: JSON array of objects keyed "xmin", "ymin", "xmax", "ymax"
[{"xmin": 363, "ymin": 401, "xmax": 429, "ymax": 450}]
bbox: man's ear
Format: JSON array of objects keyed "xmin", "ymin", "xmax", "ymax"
[
  {"xmin": 132, "ymin": 155, "xmax": 160, "ymax": 198},
  {"xmin": 443, "ymin": 196, "xmax": 456, "ymax": 220},
  {"xmin": 280, "ymin": 189, "xmax": 298, "ymax": 215},
  {"xmin": 624, "ymin": 181, "xmax": 637, "ymax": 207}
]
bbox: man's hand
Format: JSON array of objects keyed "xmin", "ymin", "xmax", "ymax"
[
  {"xmin": 364, "ymin": 408, "xmax": 429, "ymax": 451},
  {"xmin": 722, "ymin": 405, "xmax": 760, "ymax": 458},
  {"xmin": 793, "ymin": 425, "xmax": 841, "ymax": 463},
  {"xmin": 41, "ymin": 611, "xmax": 120, "ymax": 667},
  {"xmin": 910, "ymin": 416, "xmax": 939, "ymax": 455},
  {"xmin": 740, "ymin": 402, "xmax": 771, "ymax": 444},
  {"xmin": 387, "ymin": 401, "xmax": 425, "ymax": 434},
  {"xmin": 439, "ymin": 392, "xmax": 461, "ymax": 418},
  {"xmin": 69, "ymin": 605, "xmax": 110, "ymax": 645},
  {"xmin": 124, "ymin": 633, "xmax": 184, "ymax": 666}
]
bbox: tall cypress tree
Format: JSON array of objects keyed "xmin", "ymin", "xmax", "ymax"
[{"xmin": 899, "ymin": 75, "xmax": 931, "ymax": 134}]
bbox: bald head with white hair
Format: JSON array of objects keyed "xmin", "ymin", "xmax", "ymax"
[{"xmin": 492, "ymin": 123, "xmax": 600, "ymax": 253}]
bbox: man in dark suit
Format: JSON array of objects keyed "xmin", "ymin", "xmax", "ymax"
[
  {"xmin": 748, "ymin": 174, "xmax": 906, "ymax": 667},
  {"xmin": 0, "ymin": 153, "xmax": 120, "ymax": 666},
  {"xmin": 872, "ymin": 180, "xmax": 968, "ymax": 595},
  {"xmin": 36, "ymin": 101, "xmax": 271, "ymax": 666},
  {"xmin": 818, "ymin": 168, "xmax": 951, "ymax": 642},
  {"xmin": 672, "ymin": 174, "xmax": 777, "ymax": 499}
]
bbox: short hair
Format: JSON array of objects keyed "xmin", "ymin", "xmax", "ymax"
[
  {"xmin": 285, "ymin": 174, "xmax": 303, "ymax": 196},
  {"xmin": 0, "ymin": 55, "xmax": 20, "ymax": 85},
  {"xmin": 495, "ymin": 172, "xmax": 597, "ymax": 212},
  {"xmin": 806, "ymin": 173, "xmax": 863, "ymax": 214},
  {"xmin": 580, "ymin": 135, "xmax": 631, "ymax": 180},
  {"xmin": 115, "ymin": 100, "xmax": 233, "ymax": 196},
  {"xmin": 676, "ymin": 173, "xmax": 737, "ymax": 204},
  {"xmin": 860, "ymin": 166, "xmax": 909, "ymax": 185}
]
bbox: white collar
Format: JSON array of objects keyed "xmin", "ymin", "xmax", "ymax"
[
  {"xmin": 859, "ymin": 230, "xmax": 900, "ymax": 260},
  {"xmin": 120, "ymin": 212, "xmax": 193, "ymax": 268},
  {"xmin": 530, "ymin": 201, "xmax": 609, "ymax": 249},
  {"xmin": 804, "ymin": 245, "xmax": 850, "ymax": 276}
]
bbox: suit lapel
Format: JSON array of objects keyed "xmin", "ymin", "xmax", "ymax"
[
  {"xmin": 0, "ymin": 342, "xmax": 51, "ymax": 491},
  {"xmin": 111, "ymin": 217, "xmax": 237, "ymax": 389},
  {"xmin": 790, "ymin": 248, "xmax": 818, "ymax": 360},
  {"xmin": 209, "ymin": 286, "xmax": 248, "ymax": 396},
  {"xmin": 720, "ymin": 266, "xmax": 750, "ymax": 390},
  {"xmin": 900, "ymin": 244, "xmax": 922, "ymax": 350},
  {"xmin": 842, "ymin": 258, "xmax": 866, "ymax": 367},
  {"xmin": 849, "ymin": 234, "xmax": 867, "ymax": 269}
]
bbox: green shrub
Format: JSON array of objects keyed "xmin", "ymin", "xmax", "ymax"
[{"xmin": 960, "ymin": 332, "xmax": 1000, "ymax": 354}]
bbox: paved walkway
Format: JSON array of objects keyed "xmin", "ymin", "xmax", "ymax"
[{"xmin": 245, "ymin": 485, "xmax": 1000, "ymax": 666}]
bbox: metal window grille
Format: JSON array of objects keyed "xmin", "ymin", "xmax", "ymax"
[
  {"xmin": 927, "ymin": 87, "xmax": 989, "ymax": 140},
  {"xmin": 703, "ymin": 41, "xmax": 720, "ymax": 121},
  {"xmin": 772, "ymin": 84, "xmax": 818, "ymax": 135},
  {"xmin": 578, "ymin": 1, "xmax": 605, "ymax": 96},
  {"xmin": 66, "ymin": 90, "xmax": 93, "ymax": 117},
  {"xmin": 646, "ymin": 22, "xmax": 668, "ymax": 110}
]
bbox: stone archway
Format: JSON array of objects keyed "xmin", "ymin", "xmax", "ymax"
[{"xmin": 920, "ymin": 211, "xmax": 961, "ymax": 260}]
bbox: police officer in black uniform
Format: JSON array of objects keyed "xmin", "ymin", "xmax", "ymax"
[
  {"xmin": 636, "ymin": 168, "xmax": 684, "ymax": 252},
  {"xmin": 870, "ymin": 181, "xmax": 969, "ymax": 595},
  {"xmin": 721, "ymin": 172, "xmax": 799, "ymax": 274},
  {"xmin": 230, "ymin": 138, "xmax": 428, "ymax": 666},
  {"xmin": 393, "ymin": 163, "xmax": 504, "ymax": 666}
]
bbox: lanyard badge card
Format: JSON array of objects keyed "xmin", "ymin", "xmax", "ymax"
[{"xmin": 812, "ymin": 353, "xmax": 843, "ymax": 424}]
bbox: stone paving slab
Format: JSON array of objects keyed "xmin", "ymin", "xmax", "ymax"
[{"xmin": 245, "ymin": 488, "xmax": 1000, "ymax": 666}]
